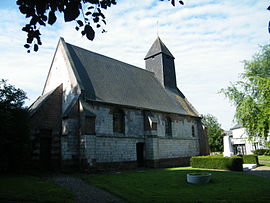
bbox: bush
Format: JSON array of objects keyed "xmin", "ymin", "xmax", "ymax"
[
  {"xmin": 252, "ymin": 149, "xmax": 270, "ymax": 155},
  {"xmin": 191, "ymin": 155, "xmax": 243, "ymax": 171},
  {"xmin": 242, "ymin": 155, "xmax": 258, "ymax": 164}
]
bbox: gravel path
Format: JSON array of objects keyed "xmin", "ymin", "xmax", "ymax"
[
  {"xmin": 245, "ymin": 166, "xmax": 270, "ymax": 178},
  {"xmin": 45, "ymin": 174, "xmax": 125, "ymax": 203}
]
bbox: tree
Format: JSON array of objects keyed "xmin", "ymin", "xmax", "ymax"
[
  {"xmin": 202, "ymin": 114, "xmax": 225, "ymax": 152},
  {"xmin": 221, "ymin": 44, "xmax": 270, "ymax": 140},
  {"xmin": 0, "ymin": 79, "xmax": 30, "ymax": 172},
  {"xmin": 17, "ymin": 0, "xmax": 184, "ymax": 53}
]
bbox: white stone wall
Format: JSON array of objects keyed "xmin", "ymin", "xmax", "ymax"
[
  {"xmin": 61, "ymin": 118, "xmax": 79, "ymax": 160},
  {"xmin": 158, "ymin": 138, "xmax": 199, "ymax": 159},
  {"xmin": 173, "ymin": 118, "xmax": 198, "ymax": 138},
  {"xmin": 42, "ymin": 41, "xmax": 80, "ymax": 114},
  {"xmin": 80, "ymin": 104, "xmax": 201, "ymax": 165},
  {"xmin": 93, "ymin": 104, "xmax": 144, "ymax": 137},
  {"xmin": 152, "ymin": 113, "xmax": 198, "ymax": 138},
  {"xmin": 61, "ymin": 136, "xmax": 78, "ymax": 160},
  {"xmin": 95, "ymin": 137, "xmax": 139, "ymax": 162}
]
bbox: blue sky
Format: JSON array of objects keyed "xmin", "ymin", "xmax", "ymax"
[{"xmin": 0, "ymin": 0, "xmax": 269, "ymax": 130}]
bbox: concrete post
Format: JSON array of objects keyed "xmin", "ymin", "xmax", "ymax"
[{"xmin": 223, "ymin": 135, "xmax": 234, "ymax": 157}]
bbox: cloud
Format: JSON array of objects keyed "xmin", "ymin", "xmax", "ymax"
[{"xmin": 0, "ymin": 0, "xmax": 269, "ymax": 129}]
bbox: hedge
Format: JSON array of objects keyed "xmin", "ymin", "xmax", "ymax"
[
  {"xmin": 190, "ymin": 155, "xmax": 243, "ymax": 171},
  {"xmin": 242, "ymin": 155, "xmax": 258, "ymax": 164}
]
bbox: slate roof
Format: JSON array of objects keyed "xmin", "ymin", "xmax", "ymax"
[
  {"xmin": 29, "ymin": 86, "xmax": 59, "ymax": 116},
  {"xmin": 230, "ymin": 124, "xmax": 242, "ymax": 130},
  {"xmin": 144, "ymin": 37, "xmax": 174, "ymax": 59},
  {"xmin": 61, "ymin": 38, "xmax": 199, "ymax": 117}
]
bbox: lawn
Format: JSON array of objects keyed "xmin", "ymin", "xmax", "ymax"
[
  {"xmin": 258, "ymin": 155, "xmax": 270, "ymax": 162},
  {"xmin": 261, "ymin": 163, "xmax": 270, "ymax": 167},
  {"xmin": 0, "ymin": 175, "xmax": 73, "ymax": 202},
  {"xmin": 82, "ymin": 167, "xmax": 270, "ymax": 203}
]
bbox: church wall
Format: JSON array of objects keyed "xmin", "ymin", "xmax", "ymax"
[
  {"xmin": 61, "ymin": 102, "xmax": 80, "ymax": 167},
  {"xmin": 43, "ymin": 41, "xmax": 80, "ymax": 115},
  {"xmin": 78, "ymin": 103, "xmax": 201, "ymax": 170},
  {"xmin": 145, "ymin": 113, "xmax": 200, "ymax": 167},
  {"xmin": 79, "ymin": 104, "xmax": 145, "ymax": 168},
  {"xmin": 158, "ymin": 138, "xmax": 199, "ymax": 159},
  {"xmin": 30, "ymin": 85, "xmax": 62, "ymax": 169}
]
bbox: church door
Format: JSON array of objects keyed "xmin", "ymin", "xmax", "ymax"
[
  {"xmin": 40, "ymin": 130, "xmax": 52, "ymax": 169},
  {"xmin": 136, "ymin": 142, "xmax": 145, "ymax": 167}
]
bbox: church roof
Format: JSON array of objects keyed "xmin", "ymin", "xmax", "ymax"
[
  {"xmin": 60, "ymin": 38, "xmax": 198, "ymax": 117},
  {"xmin": 144, "ymin": 37, "xmax": 175, "ymax": 59}
]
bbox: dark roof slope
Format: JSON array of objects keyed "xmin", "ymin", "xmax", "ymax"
[
  {"xmin": 144, "ymin": 37, "xmax": 174, "ymax": 59},
  {"xmin": 63, "ymin": 40, "xmax": 198, "ymax": 117},
  {"xmin": 29, "ymin": 86, "xmax": 59, "ymax": 116},
  {"xmin": 230, "ymin": 123, "xmax": 242, "ymax": 130}
]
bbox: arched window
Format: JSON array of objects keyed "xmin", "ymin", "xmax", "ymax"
[
  {"xmin": 165, "ymin": 116, "xmax": 172, "ymax": 136},
  {"xmin": 113, "ymin": 109, "xmax": 125, "ymax": 133}
]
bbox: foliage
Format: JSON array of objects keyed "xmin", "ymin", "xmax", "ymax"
[
  {"xmin": 190, "ymin": 155, "xmax": 243, "ymax": 171},
  {"xmin": 0, "ymin": 79, "xmax": 27, "ymax": 109},
  {"xmin": 201, "ymin": 114, "xmax": 225, "ymax": 152},
  {"xmin": 0, "ymin": 175, "xmax": 73, "ymax": 202},
  {"xmin": 17, "ymin": 0, "xmax": 184, "ymax": 53},
  {"xmin": 253, "ymin": 149, "xmax": 270, "ymax": 156},
  {"xmin": 82, "ymin": 167, "xmax": 270, "ymax": 202},
  {"xmin": 0, "ymin": 79, "xmax": 30, "ymax": 172},
  {"xmin": 221, "ymin": 44, "xmax": 270, "ymax": 141},
  {"xmin": 242, "ymin": 155, "xmax": 258, "ymax": 164}
]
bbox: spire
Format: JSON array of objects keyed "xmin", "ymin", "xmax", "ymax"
[{"xmin": 144, "ymin": 37, "xmax": 174, "ymax": 60}]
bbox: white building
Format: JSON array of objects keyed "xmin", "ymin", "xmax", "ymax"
[{"xmin": 229, "ymin": 124, "xmax": 270, "ymax": 155}]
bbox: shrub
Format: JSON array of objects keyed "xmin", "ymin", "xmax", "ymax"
[
  {"xmin": 252, "ymin": 149, "xmax": 269, "ymax": 155},
  {"xmin": 191, "ymin": 155, "xmax": 243, "ymax": 171},
  {"xmin": 242, "ymin": 155, "xmax": 258, "ymax": 164}
]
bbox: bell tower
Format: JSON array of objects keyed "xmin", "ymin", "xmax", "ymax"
[{"xmin": 144, "ymin": 37, "xmax": 177, "ymax": 89}]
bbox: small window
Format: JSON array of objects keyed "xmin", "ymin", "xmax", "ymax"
[
  {"xmin": 113, "ymin": 109, "xmax": 125, "ymax": 133},
  {"xmin": 152, "ymin": 122, "xmax": 157, "ymax": 130},
  {"xmin": 192, "ymin": 125, "xmax": 195, "ymax": 137},
  {"xmin": 85, "ymin": 116, "xmax": 95, "ymax": 135},
  {"xmin": 165, "ymin": 116, "xmax": 172, "ymax": 136}
]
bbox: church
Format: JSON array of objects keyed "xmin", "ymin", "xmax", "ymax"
[{"xmin": 29, "ymin": 37, "xmax": 209, "ymax": 170}]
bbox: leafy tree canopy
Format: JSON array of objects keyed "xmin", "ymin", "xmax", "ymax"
[
  {"xmin": 17, "ymin": 0, "xmax": 184, "ymax": 53},
  {"xmin": 0, "ymin": 79, "xmax": 27, "ymax": 109},
  {"xmin": 202, "ymin": 114, "xmax": 225, "ymax": 152},
  {"xmin": 0, "ymin": 79, "xmax": 30, "ymax": 172},
  {"xmin": 221, "ymin": 44, "xmax": 270, "ymax": 139}
]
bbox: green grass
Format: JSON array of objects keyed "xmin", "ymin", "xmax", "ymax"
[
  {"xmin": 258, "ymin": 155, "xmax": 270, "ymax": 162},
  {"xmin": 82, "ymin": 167, "xmax": 270, "ymax": 203},
  {"xmin": 0, "ymin": 175, "xmax": 74, "ymax": 202},
  {"xmin": 261, "ymin": 163, "xmax": 270, "ymax": 167}
]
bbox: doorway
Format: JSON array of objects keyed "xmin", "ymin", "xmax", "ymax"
[
  {"xmin": 39, "ymin": 130, "xmax": 52, "ymax": 169},
  {"xmin": 136, "ymin": 142, "xmax": 145, "ymax": 167}
]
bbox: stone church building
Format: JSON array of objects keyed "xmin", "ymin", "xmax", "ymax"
[{"xmin": 29, "ymin": 37, "xmax": 209, "ymax": 170}]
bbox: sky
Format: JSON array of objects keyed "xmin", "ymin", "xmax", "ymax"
[{"xmin": 0, "ymin": 0, "xmax": 269, "ymax": 130}]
